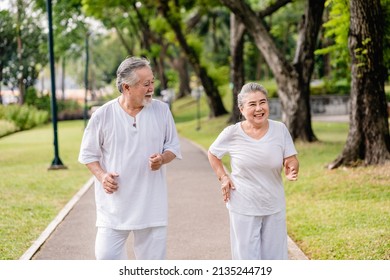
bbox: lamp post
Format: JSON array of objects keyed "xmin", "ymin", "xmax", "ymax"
[
  {"xmin": 83, "ymin": 31, "xmax": 90, "ymax": 128},
  {"xmin": 46, "ymin": 0, "xmax": 67, "ymax": 170},
  {"xmin": 191, "ymin": 86, "xmax": 202, "ymax": 131}
]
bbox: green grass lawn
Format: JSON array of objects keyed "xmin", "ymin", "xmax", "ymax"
[
  {"xmin": 173, "ymin": 95, "xmax": 390, "ymax": 260},
  {"xmin": 0, "ymin": 120, "xmax": 91, "ymax": 260}
]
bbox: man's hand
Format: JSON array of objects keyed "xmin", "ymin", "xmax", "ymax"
[
  {"xmin": 101, "ymin": 172, "xmax": 119, "ymax": 194},
  {"xmin": 149, "ymin": 153, "xmax": 163, "ymax": 171}
]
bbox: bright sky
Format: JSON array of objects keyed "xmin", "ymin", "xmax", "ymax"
[{"xmin": 0, "ymin": 0, "xmax": 10, "ymax": 11}]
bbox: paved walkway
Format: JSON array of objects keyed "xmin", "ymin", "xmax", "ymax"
[{"xmin": 23, "ymin": 137, "xmax": 308, "ymax": 260}]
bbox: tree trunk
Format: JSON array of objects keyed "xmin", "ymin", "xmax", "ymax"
[
  {"xmin": 159, "ymin": 0, "xmax": 228, "ymax": 117},
  {"xmin": 220, "ymin": 0, "xmax": 325, "ymax": 141},
  {"xmin": 132, "ymin": 2, "xmax": 169, "ymax": 92},
  {"xmin": 172, "ymin": 53, "xmax": 191, "ymax": 98},
  {"xmin": 328, "ymin": 0, "xmax": 390, "ymax": 169},
  {"xmin": 61, "ymin": 57, "xmax": 66, "ymax": 100},
  {"xmin": 17, "ymin": 0, "xmax": 24, "ymax": 105},
  {"xmin": 113, "ymin": 24, "xmax": 133, "ymax": 54},
  {"xmin": 0, "ymin": 64, "xmax": 3, "ymax": 104},
  {"xmin": 157, "ymin": 40, "xmax": 170, "ymax": 91},
  {"xmin": 229, "ymin": 13, "xmax": 245, "ymax": 123}
]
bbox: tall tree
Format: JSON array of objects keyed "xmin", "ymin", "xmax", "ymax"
[
  {"xmin": 328, "ymin": 0, "xmax": 390, "ymax": 168},
  {"xmin": 220, "ymin": 0, "xmax": 326, "ymax": 141},
  {"xmin": 229, "ymin": 13, "xmax": 245, "ymax": 123},
  {"xmin": 2, "ymin": 0, "xmax": 47, "ymax": 104},
  {"xmin": 0, "ymin": 10, "xmax": 16, "ymax": 104},
  {"xmin": 158, "ymin": 0, "xmax": 228, "ymax": 117},
  {"xmin": 83, "ymin": 0, "xmax": 172, "ymax": 91}
]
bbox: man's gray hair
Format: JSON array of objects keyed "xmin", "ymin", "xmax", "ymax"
[
  {"xmin": 116, "ymin": 57, "xmax": 151, "ymax": 93},
  {"xmin": 237, "ymin": 82, "xmax": 268, "ymax": 108}
]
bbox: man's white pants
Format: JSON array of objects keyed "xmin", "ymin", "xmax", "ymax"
[
  {"xmin": 229, "ymin": 210, "xmax": 288, "ymax": 260},
  {"xmin": 95, "ymin": 226, "xmax": 167, "ymax": 260}
]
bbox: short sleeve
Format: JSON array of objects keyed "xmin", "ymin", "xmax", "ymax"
[
  {"xmin": 78, "ymin": 113, "xmax": 103, "ymax": 164},
  {"xmin": 208, "ymin": 125, "xmax": 233, "ymax": 159},
  {"xmin": 162, "ymin": 106, "xmax": 182, "ymax": 159},
  {"xmin": 282, "ymin": 124, "xmax": 297, "ymax": 158}
]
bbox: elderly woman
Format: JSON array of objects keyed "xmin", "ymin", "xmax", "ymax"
[{"xmin": 208, "ymin": 82, "xmax": 299, "ymax": 260}]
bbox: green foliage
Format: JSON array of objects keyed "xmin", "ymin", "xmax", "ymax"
[
  {"xmin": 244, "ymin": 42, "xmax": 260, "ymax": 81},
  {"xmin": 383, "ymin": 0, "xmax": 390, "ymax": 78},
  {"xmin": 0, "ymin": 119, "xmax": 18, "ymax": 138},
  {"xmin": 56, "ymin": 99, "xmax": 84, "ymax": 120},
  {"xmin": 259, "ymin": 79, "xmax": 278, "ymax": 98},
  {"xmin": 87, "ymin": 32, "xmax": 128, "ymax": 86},
  {"xmin": 192, "ymin": 6, "xmax": 230, "ymax": 66},
  {"xmin": 267, "ymin": 0, "xmax": 304, "ymax": 61},
  {"xmin": 0, "ymin": 104, "xmax": 49, "ymax": 135},
  {"xmin": 321, "ymin": 0, "xmax": 349, "ymax": 46},
  {"xmin": 0, "ymin": 10, "xmax": 16, "ymax": 75},
  {"xmin": 386, "ymin": 83, "xmax": 390, "ymax": 101},
  {"xmin": 57, "ymin": 99, "xmax": 82, "ymax": 112},
  {"xmin": 150, "ymin": 16, "xmax": 170, "ymax": 34},
  {"xmin": 24, "ymin": 87, "xmax": 39, "ymax": 106},
  {"xmin": 24, "ymin": 87, "xmax": 52, "ymax": 114},
  {"xmin": 166, "ymin": 69, "xmax": 180, "ymax": 89},
  {"xmin": 315, "ymin": 0, "xmax": 350, "ymax": 83},
  {"xmin": 187, "ymin": 33, "xmax": 203, "ymax": 56},
  {"xmin": 204, "ymin": 65, "xmax": 230, "ymax": 89},
  {"xmin": 324, "ymin": 78, "xmax": 350, "ymax": 95},
  {"xmin": 149, "ymin": 43, "xmax": 163, "ymax": 58},
  {"xmin": 1, "ymin": 1, "xmax": 48, "ymax": 98}
]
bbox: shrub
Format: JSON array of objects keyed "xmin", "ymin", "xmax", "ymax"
[
  {"xmin": 0, "ymin": 104, "xmax": 49, "ymax": 134},
  {"xmin": 0, "ymin": 119, "xmax": 18, "ymax": 137},
  {"xmin": 323, "ymin": 78, "xmax": 350, "ymax": 95}
]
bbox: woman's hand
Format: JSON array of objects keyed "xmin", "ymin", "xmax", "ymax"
[
  {"xmin": 285, "ymin": 166, "xmax": 298, "ymax": 181},
  {"xmin": 284, "ymin": 155, "xmax": 299, "ymax": 181},
  {"xmin": 220, "ymin": 175, "xmax": 235, "ymax": 202}
]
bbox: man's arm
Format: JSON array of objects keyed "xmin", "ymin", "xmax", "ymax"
[
  {"xmin": 86, "ymin": 161, "xmax": 119, "ymax": 194},
  {"xmin": 149, "ymin": 150, "xmax": 176, "ymax": 171}
]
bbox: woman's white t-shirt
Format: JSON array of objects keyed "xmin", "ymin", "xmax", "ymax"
[
  {"xmin": 79, "ymin": 98, "xmax": 182, "ymax": 230},
  {"xmin": 209, "ymin": 120, "xmax": 297, "ymax": 216}
]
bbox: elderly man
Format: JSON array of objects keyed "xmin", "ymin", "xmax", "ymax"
[{"xmin": 79, "ymin": 57, "xmax": 182, "ymax": 260}]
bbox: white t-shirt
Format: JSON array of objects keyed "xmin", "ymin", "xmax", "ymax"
[
  {"xmin": 209, "ymin": 120, "xmax": 297, "ymax": 216},
  {"xmin": 78, "ymin": 98, "xmax": 182, "ymax": 230}
]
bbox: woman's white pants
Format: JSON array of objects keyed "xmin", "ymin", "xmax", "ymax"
[
  {"xmin": 229, "ymin": 210, "xmax": 288, "ymax": 260},
  {"xmin": 95, "ymin": 226, "xmax": 167, "ymax": 260}
]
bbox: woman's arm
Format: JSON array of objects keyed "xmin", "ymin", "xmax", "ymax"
[
  {"xmin": 284, "ymin": 155, "xmax": 299, "ymax": 181},
  {"xmin": 208, "ymin": 151, "xmax": 235, "ymax": 202}
]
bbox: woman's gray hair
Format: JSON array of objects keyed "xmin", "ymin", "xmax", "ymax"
[
  {"xmin": 116, "ymin": 57, "xmax": 151, "ymax": 93},
  {"xmin": 237, "ymin": 82, "xmax": 268, "ymax": 108}
]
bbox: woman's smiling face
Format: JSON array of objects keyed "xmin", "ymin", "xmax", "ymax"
[{"xmin": 240, "ymin": 91, "xmax": 269, "ymax": 125}]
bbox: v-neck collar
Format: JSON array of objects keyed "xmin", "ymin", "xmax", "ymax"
[
  {"xmin": 116, "ymin": 97, "xmax": 145, "ymax": 118},
  {"xmin": 238, "ymin": 120, "xmax": 271, "ymax": 142}
]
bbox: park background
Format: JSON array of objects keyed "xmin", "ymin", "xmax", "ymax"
[{"xmin": 0, "ymin": 0, "xmax": 389, "ymax": 260}]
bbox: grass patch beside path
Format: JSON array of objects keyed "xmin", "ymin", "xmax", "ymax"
[
  {"xmin": 289, "ymin": 129, "xmax": 389, "ymax": 260},
  {"xmin": 174, "ymin": 106, "xmax": 390, "ymax": 260},
  {"xmin": 0, "ymin": 120, "xmax": 91, "ymax": 260}
]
